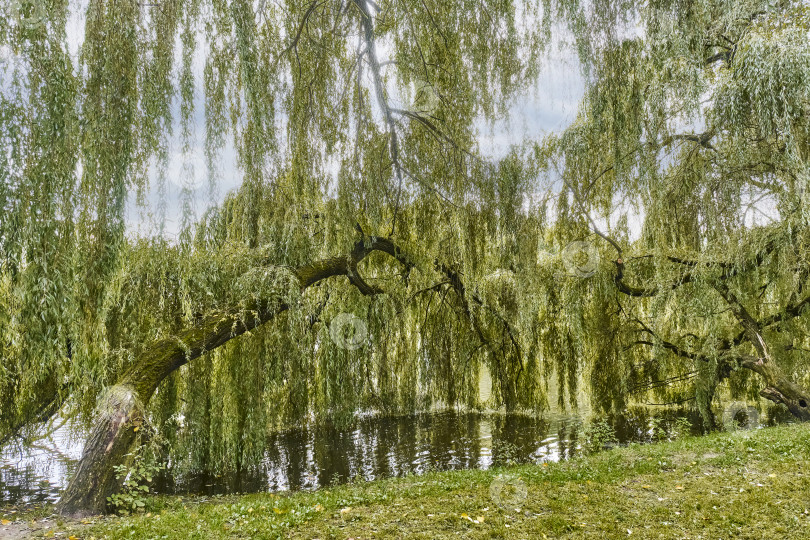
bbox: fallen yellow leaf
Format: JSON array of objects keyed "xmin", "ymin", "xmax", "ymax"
[
  {"xmin": 642, "ymin": 485, "xmax": 651, "ymax": 489},
  {"xmin": 44, "ymin": 531, "xmax": 55, "ymax": 538},
  {"xmin": 476, "ymin": 516, "xmax": 485, "ymax": 523},
  {"xmin": 768, "ymin": 473, "xmax": 777, "ymax": 478},
  {"xmin": 314, "ymin": 504, "xmax": 324, "ymax": 511},
  {"xmin": 69, "ymin": 536, "xmax": 79, "ymax": 540},
  {"xmin": 272, "ymin": 507, "xmax": 284, "ymax": 514},
  {"xmin": 1, "ymin": 519, "xmax": 10, "ymax": 525},
  {"xmin": 675, "ymin": 486, "xmax": 684, "ymax": 490}
]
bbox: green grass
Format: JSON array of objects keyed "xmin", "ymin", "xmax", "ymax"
[{"xmin": 5, "ymin": 422, "xmax": 810, "ymax": 539}]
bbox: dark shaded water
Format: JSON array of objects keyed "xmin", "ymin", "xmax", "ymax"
[
  {"xmin": 0, "ymin": 406, "xmax": 790, "ymax": 508},
  {"xmin": 172, "ymin": 408, "xmax": 701, "ymax": 496}
]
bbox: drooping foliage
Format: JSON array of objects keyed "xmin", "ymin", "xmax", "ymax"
[
  {"xmin": 2, "ymin": 0, "xmax": 810, "ymax": 482},
  {"xmin": 541, "ymin": 0, "xmax": 810, "ymax": 425}
]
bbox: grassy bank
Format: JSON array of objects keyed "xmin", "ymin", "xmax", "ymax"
[{"xmin": 4, "ymin": 422, "xmax": 810, "ymax": 539}]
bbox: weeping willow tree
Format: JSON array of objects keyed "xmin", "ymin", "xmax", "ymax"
[
  {"xmin": 0, "ymin": 0, "xmax": 808, "ymax": 516},
  {"xmin": 537, "ymin": 0, "xmax": 810, "ymax": 428}
]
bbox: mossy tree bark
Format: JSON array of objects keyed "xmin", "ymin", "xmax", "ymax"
[
  {"xmin": 56, "ymin": 385, "xmax": 145, "ymax": 517},
  {"xmin": 740, "ymin": 356, "xmax": 810, "ymax": 421}
]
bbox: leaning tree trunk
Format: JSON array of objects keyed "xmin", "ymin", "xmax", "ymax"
[
  {"xmin": 56, "ymin": 301, "xmax": 290, "ymax": 516},
  {"xmin": 713, "ymin": 282, "xmax": 810, "ymax": 422},
  {"xmin": 57, "ymin": 385, "xmax": 145, "ymax": 517},
  {"xmin": 56, "ymin": 236, "xmax": 410, "ymax": 516},
  {"xmin": 741, "ymin": 356, "xmax": 810, "ymax": 421},
  {"xmin": 612, "ymin": 241, "xmax": 810, "ymax": 423}
]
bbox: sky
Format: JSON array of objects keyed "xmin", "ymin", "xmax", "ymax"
[
  {"xmin": 1, "ymin": 1, "xmax": 588, "ymax": 237},
  {"xmin": 2, "ymin": 1, "xmax": 787, "ymax": 245},
  {"xmin": 115, "ymin": 5, "xmax": 588, "ymax": 238}
]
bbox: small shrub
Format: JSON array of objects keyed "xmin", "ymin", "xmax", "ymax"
[
  {"xmin": 582, "ymin": 418, "xmax": 618, "ymax": 455},
  {"xmin": 107, "ymin": 449, "xmax": 165, "ymax": 515},
  {"xmin": 672, "ymin": 417, "xmax": 693, "ymax": 440}
]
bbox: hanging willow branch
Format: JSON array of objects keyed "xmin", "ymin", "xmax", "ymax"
[{"xmin": 121, "ymin": 235, "xmax": 413, "ymax": 400}]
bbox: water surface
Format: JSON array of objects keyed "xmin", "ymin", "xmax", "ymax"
[{"xmin": 2, "ymin": 406, "xmax": 778, "ymax": 508}]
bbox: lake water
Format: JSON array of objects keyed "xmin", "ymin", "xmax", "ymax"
[{"xmin": 0, "ymin": 406, "xmax": 789, "ymax": 508}]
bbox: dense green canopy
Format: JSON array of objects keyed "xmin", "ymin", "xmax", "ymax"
[{"xmin": 1, "ymin": 0, "xmax": 809, "ymax": 486}]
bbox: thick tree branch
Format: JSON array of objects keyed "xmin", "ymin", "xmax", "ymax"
[
  {"xmin": 614, "ymin": 258, "xmax": 696, "ymax": 297},
  {"xmin": 712, "ymin": 280, "xmax": 770, "ymax": 359},
  {"xmin": 665, "ymin": 129, "xmax": 716, "ymax": 150},
  {"xmin": 615, "ymin": 229, "xmax": 785, "ymax": 299},
  {"xmin": 711, "ymin": 281, "xmax": 810, "ymax": 420},
  {"xmin": 121, "ymin": 236, "xmax": 412, "ymax": 400}
]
